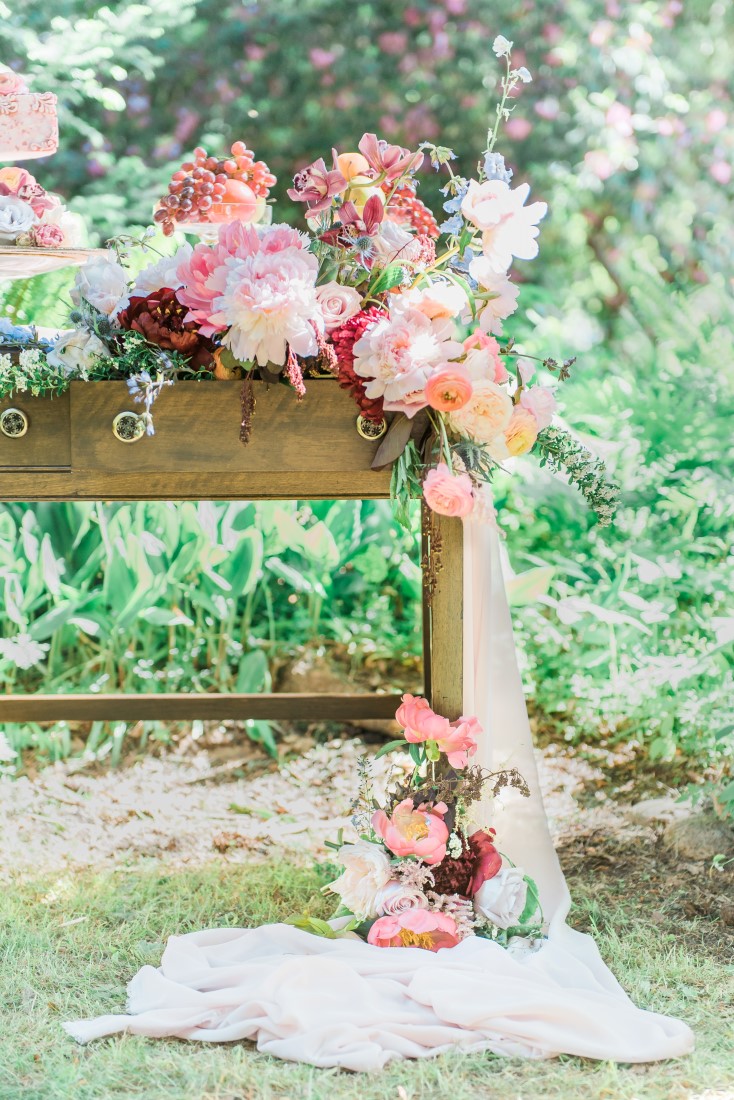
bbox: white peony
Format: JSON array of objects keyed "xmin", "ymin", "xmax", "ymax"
[
  {"xmin": 328, "ymin": 839, "xmax": 392, "ymax": 919},
  {"xmin": 314, "ymin": 280, "xmax": 362, "ymax": 332},
  {"xmin": 47, "ymin": 330, "xmax": 108, "ymax": 375},
  {"xmin": 0, "ymin": 195, "xmax": 37, "ymax": 242},
  {"xmin": 71, "ymin": 253, "xmax": 130, "ymax": 318},
  {"xmin": 133, "ymin": 243, "xmax": 193, "ymax": 297},
  {"xmin": 374, "ymin": 880, "xmax": 429, "ymax": 917},
  {"xmin": 474, "ymin": 866, "xmax": 528, "ymax": 929}
]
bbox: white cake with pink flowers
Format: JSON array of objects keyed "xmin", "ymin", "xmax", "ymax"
[{"xmin": 0, "ymin": 69, "xmax": 58, "ymax": 161}]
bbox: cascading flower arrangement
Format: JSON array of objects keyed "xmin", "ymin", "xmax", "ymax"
[
  {"xmin": 2, "ymin": 35, "xmax": 618, "ymax": 527},
  {"xmin": 287, "ymin": 694, "xmax": 542, "ymax": 953}
]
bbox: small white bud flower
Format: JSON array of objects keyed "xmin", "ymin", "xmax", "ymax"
[
  {"xmin": 492, "ymin": 35, "xmax": 513, "ymax": 57},
  {"xmin": 516, "ymin": 66, "xmax": 532, "ymax": 83}
]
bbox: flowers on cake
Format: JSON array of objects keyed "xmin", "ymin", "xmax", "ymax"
[{"xmin": 0, "ymin": 167, "xmax": 82, "ymax": 249}]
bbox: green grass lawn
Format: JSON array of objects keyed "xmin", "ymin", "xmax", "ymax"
[{"xmin": 2, "ymin": 863, "xmax": 733, "ymax": 1100}]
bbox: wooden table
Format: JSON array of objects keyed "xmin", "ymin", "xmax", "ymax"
[{"xmin": 0, "ymin": 379, "xmax": 463, "ymax": 724}]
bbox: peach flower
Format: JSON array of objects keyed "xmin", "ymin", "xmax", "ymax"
[
  {"xmin": 368, "ymin": 909, "xmax": 460, "ymax": 951},
  {"xmin": 447, "ymin": 379, "xmax": 513, "ymax": 445},
  {"xmin": 372, "ymin": 798, "xmax": 449, "ymax": 865},
  {"xmin": 422, "ymin": 463, "xmax": 474, "ymax": 518},
  {"xmin": 424, "ymin": 368, "xmax": 473, "ymax": 412},
  {"xmin": 504, "ymin": 406, "xmax": 539, "ymax": 456},
  {"xmin": 436, "ymin": 714, "xmax": 480, "ymax": 769}
]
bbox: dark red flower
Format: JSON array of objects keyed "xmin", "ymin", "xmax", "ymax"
[
  {"xmin": 118, "ymin": 287, "xmax": 215, "ymax": 370},
  {"xmin": 430, "ymin": 829, "xmax": 502, "ymax": 899},
  {"xmin": 330, "ymin": 306, "xmax": 385, "ymax": 422}
]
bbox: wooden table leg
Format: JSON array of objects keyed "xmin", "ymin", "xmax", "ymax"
[{"xmin": 422, "ymin": 503, "xmax": 464, "ymax": 721}]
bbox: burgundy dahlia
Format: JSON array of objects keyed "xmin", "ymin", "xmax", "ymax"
[
  {"xmin": 118, "ymin": 287, "xmax": 215, "ymax": 370},
  {"xmin": 330, "ymin": 306, "xmax": 385, "ymax": 423}
]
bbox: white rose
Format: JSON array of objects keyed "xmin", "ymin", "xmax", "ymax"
[
  {"xmin": 0, "ymin": 195, "xmax": 37, "ymax": 242},
  {"xmin": 71, "ymin": 253, "xmax": 130, "ymax": 318},
  {"xmin": 372, "ymin": 220, "xmax": 424, "ymax": 266},
  {"xmin": 314, "ymin": 281, "xmax": 362, "ymax": 332},
  {"xmin": 374, "ymin": 881, "xmax": 429, "ymax": 917},
  {"xmin": 40, "ymin": 206, "xmax": 86, "ymax": 248},
  {"xmin": 519, "ymin": 385, "xmax": 557, "ymax": 430},
  {"xmin": 47, "ymin": 330, "xmax": 108, "ymax": 375},
  {"xmin": 474, "ymin": 866, "xmax": 528, "ymax": 929},
  {"xmin": 328, "ymin": 839, "xmax": 392, "ymax": 919},
  {"xmin": 133, "ymin": 243, "xmax": 192, "ymax": 297}
]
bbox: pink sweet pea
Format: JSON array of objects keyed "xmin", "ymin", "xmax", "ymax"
[
  {"xmin": 422, "ymin": 463, "xmax": 474, "ymax": 518},
  {"xmin": 372, "ymin": 798, "xmax": 449, "ymax": 865},
  {"xmin": 368, "ymin": 909, "xmax": 460, "ymax": 951},
  {"xmin": 288, "ymin": 154, "xmax": 347, "ymax": 214},
  {"xmin": 358, "ymin": 133, "xmax": 424, "ymax": 183}
]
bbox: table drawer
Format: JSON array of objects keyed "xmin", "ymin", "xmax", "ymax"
[{"xmin": 0, "ymin": 391, "xmax": 70, "ymax": 470}]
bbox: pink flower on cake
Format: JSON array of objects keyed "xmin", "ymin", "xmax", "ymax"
[
  {"xmin": 314, "ymin": 281, "xmax": 362, "ymax": 332},
  {"xmin": 288, "ymin": 155, "xmax": 347, "ymax": 214},
  {"xmin": 447, "ymin": 379, "xmax": 513, "ymax": 445},
  {"xmin": 0, "ymin": 167, "xmax": 58, "ymax": 216},
  {"xmin": 519, "ymin": 385, "xmax": 557, "ymax": 430},
  {"xmin": 422, "ymin": 463, "xmax": 475, "ymax": 518},
  {"xmin": 352, "ymin": 301, "xmax": 463, "ymax": 417},
  {"xmin": 30, "ymin": 222, "xmax": 64, "ymax": 248},
  {"xmin": 372, "ymin": 798, "xmax": 449, "ymax": 865},
  {"xmin": 358, "ymin": 133, "xmax": 424, "ymax": 183},
  {"xmin": 463, "ymin": 329, "xmax": 508, "ymax": 384},
  {"xmin": 461, "ymin": 180, "xmax": 547, "ymax": 273},
  {"xmin": 504, "ymin": 405, "xmax": 539, "ymax": 456},
  {"xmin": 0, "ymin": 70, "xmax": 28, "ymax": 94},
  {"xmin": 368, "ymin": 909, "xmax": 460, "ymax": 951},
  {"xmin": 424, "ymin": 367, "xmax": 473, "ymax": 412}
]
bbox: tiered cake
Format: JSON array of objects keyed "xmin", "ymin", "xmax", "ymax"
[{"xmin": 0, "ymin": 70, "xmax": 58, "ymax": 162}]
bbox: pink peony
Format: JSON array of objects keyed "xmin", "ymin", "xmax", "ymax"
[
  {"xmin": 288, "ymin": 155, "xmax": 347, "ymax": 214},
  {"xmin": 422, "ymin": 463, "xmax": 475, "ymax": 518},
  {"xmin": 372, "ymin": 798, "xmax": 449, "ymax": 865},
  {"xmin": 519, "ymin": 385, "xmax": 556, "ymax": 430},
  {"xmin": 352, "ymin": 300, "xmax": 463, "ymax": 418},
  {"xmin": 176, "ymin": 222, "xmax": 259, "ymax": 337},
  {"xmin": 314, "ymin": 281, "xmax": 362, "ymax": 332},
  {"xmin": 424, "ymin": 367, "xmax": 473, "ymax": 412},
  {"xmin": 461, "ymin": 180, "xmax": 547, "ymax": 273},
  {"xmin": 463, "ymin": 330, "xmax": 508, "ymax": 384},
  {"xmin": 209, "ymin": 223, "xmax": 322, "ymax": 365},
  {"xmin": 30, "ymin": 222, "xmax": 64, "ymax": 248},
  {"xmin": 367, "ymin": 909, "xmax": 460, "ymax": 951},
  {"xmin": 358, "ymin": 132, "xmax": 424, "ymax": 183}
]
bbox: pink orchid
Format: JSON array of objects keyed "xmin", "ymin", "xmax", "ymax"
[
  {"xmin": 358, "ymin": 133, "xmax": 424, "ymax": 183},
  {"xmin": 372, "ymin": 798, "xmax": 449, "ymax": 865},
  {"xmin": 368, "ymin": 909, "xmax": 460, "ymax": 951},
  {"xmin": 287, "ymin": 153, "xmax": 347, "ymax": 214}
]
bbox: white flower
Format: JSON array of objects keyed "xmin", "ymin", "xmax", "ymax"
[
  {"xmin": 0, "ymin": 633, "xmax": 49, "ymax": 670},
  {"xmin": 469, "ymin": 257, "xmax": 520, "ymax": 334},
  {"xmin": 515, "ymin": 66, "xmax": 532, "ymax": 83},
  {"xmin": 328, "ymin": 839, "xmax": 392, "ymax": 919},
  {"xmin": 474, "ymin": 866, "xmax": 528, "ymax": 928},
  {"xmin": 374, "ymin": 880, "xmax": 429, "ymax": 917},
  {"xmin": 40, "ymin": 206, "xmax": 85, "ymax": 247},
  {"xmin": 47, "ymin": 330, "xmax": 108, "ymax": 375},
  {"xmin": 0, "ymin": 195, "xmax": 37, "ymax": 242},
  {"xmin": 71, "ymin": 253, "xmax": 130, "ymax": 318},
  {"xmin": 133, "ymin": 243, "xmax": 193, "ymax": 297},
  {"xmin": 461, "ymin": 180, "xmax": 547, "ymax": 274},
  {"xmin": 314, "ymin": 281, "xmax": 362, "ymax": 332},
  {"xmin": 520, "ymin": 385, "xmax": 557, "ymax": 430},
  {"xmin": 372, "ymin": 220, "xmax": 424, "ymax": 266},
  {"xmin": 492, "ymin": 35, "xmax": 513, "ymax": 57}
]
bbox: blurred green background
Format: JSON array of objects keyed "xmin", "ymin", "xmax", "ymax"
[{"xmin": 0, "ymin": 0, "xmax": 732, "ymax": 814}]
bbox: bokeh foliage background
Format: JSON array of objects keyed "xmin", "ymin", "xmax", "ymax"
[{"xmin": 0, "ymin": 0, "xmax": 732, "ymax": 811}]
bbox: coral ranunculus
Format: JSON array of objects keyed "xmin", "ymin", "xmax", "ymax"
[
  {"xmin": 424, "ymin": 368, "xmax": 473, "ymax": 412},
  {"xmin": 372, "ymin": 798, "xmax": 449, "ymax": 865},
  {"xmin": 422, "ymin": 462, "xmax": 474, "ymax": 518},
  {"xmin": 368, "ymin": 909, "xmax": 460, "ymax": 951},
  {"xmin": 118, "ymin": 288, "xmax": 215, "ymax": 370}
]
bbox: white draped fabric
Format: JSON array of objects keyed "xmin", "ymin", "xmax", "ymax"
[{"xmin": 64, "ymin": 521, "xmax": 694, "ymax": 1069}]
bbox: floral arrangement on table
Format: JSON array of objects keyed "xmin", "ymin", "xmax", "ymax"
[
  {"xmin": 288, "ymin": 694, "xmax": 542, "ymax": 953},
  {"xmin": 0, "ymin": 166, "xmax": 83, "ymax": 250},
  {"xmin": 0, "ymin": 37, "xmax": 618, "ymax": 526}
]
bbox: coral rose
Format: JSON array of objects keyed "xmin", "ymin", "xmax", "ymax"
[
  {"xmin": 372, "ymin": 798, "xmax": 449, "ymax": 865},
  {"xmin": 422, "ymin": 463, "xmax": 474, "ymax": 518},
  {"xmin": 424, "ymin": 368, "xmax": 473, "ymax": 412},
  {"xmin": 368, "ymin": 909, "xmax": 460, "ymax": 951},
  {"xmin": 504, "ymin": 406, "xmax": 539, "ymax": 456}
]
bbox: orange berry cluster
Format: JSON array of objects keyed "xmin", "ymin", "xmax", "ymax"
[{"xmin": 385, "ymin": 184, "xmax": 440, "ymax": 240}]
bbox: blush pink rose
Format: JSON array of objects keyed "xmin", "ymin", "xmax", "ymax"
[
  {"xmin": 368, "ymin": 909, "xmax": 459, "ymax": 951},
  {"xmin": 422, "ymin": 462, "xmax": 474, "ymax": 518},
  {"xmin": 424, "ymin": 368, "xmax": 473, "ymax": 412},
  {"xmin": 463, "ymin": 329, "xmax": 508, "ymax": 384},
  {"xmin": 372, "ymin": 798, "xmax": 449, "ymax": 865},
  {"xmin": 314, "ymin": 281, "xmax": 362, "ymax": 332}
]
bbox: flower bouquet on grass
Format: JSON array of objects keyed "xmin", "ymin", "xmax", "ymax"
[
  {"xmin": 288, "ymin": 695, "xmax": 543, "ymax": 953},
  {"xmin": 1, "ymin": 35, "xmax": 618, "ymax": 527}
]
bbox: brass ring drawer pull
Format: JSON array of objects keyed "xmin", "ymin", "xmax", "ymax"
[
  {"xmin": 355, "ymin": 414, "xmax": 387, "ymax": 441},
  {"xmin": 112, "ymin": 411, "xmax": 145, "ymax": 443},
  {"xmin": 0, "ymin": 408, "xmax": 29, "ymax": 438}
]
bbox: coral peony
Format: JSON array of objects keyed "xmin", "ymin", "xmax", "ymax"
[
  {"xmin": 422, "ymin": 462, "xmax": 474, "ymax": 518},
  {"xmin": 424, "ymin": 368, "xmax": 473, "ymax": 412},
  {"xmin": 504, "ymin": 405, "xmax": 539, "ymax": 456},
  {"xmin": 368, "ymin": 909, "xmax": 460, "ymax": 951},
  {"xmin": 461, "ymin": 180, "xmax": 547, "ymax": 273},
  {"xmin": 372, "ymin": 798, "xmax": 449, "ymax": 865},
  {"xmin": 396, "ymin": 694, "xmax": 452, "ymax": 742},
  {"xmin": 435, "ymin": 715, "xmax": 480, "ymax": 768},
  {"xmin": 118, "ymin": 288, "xmax": 215, "ymax": 370}
]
